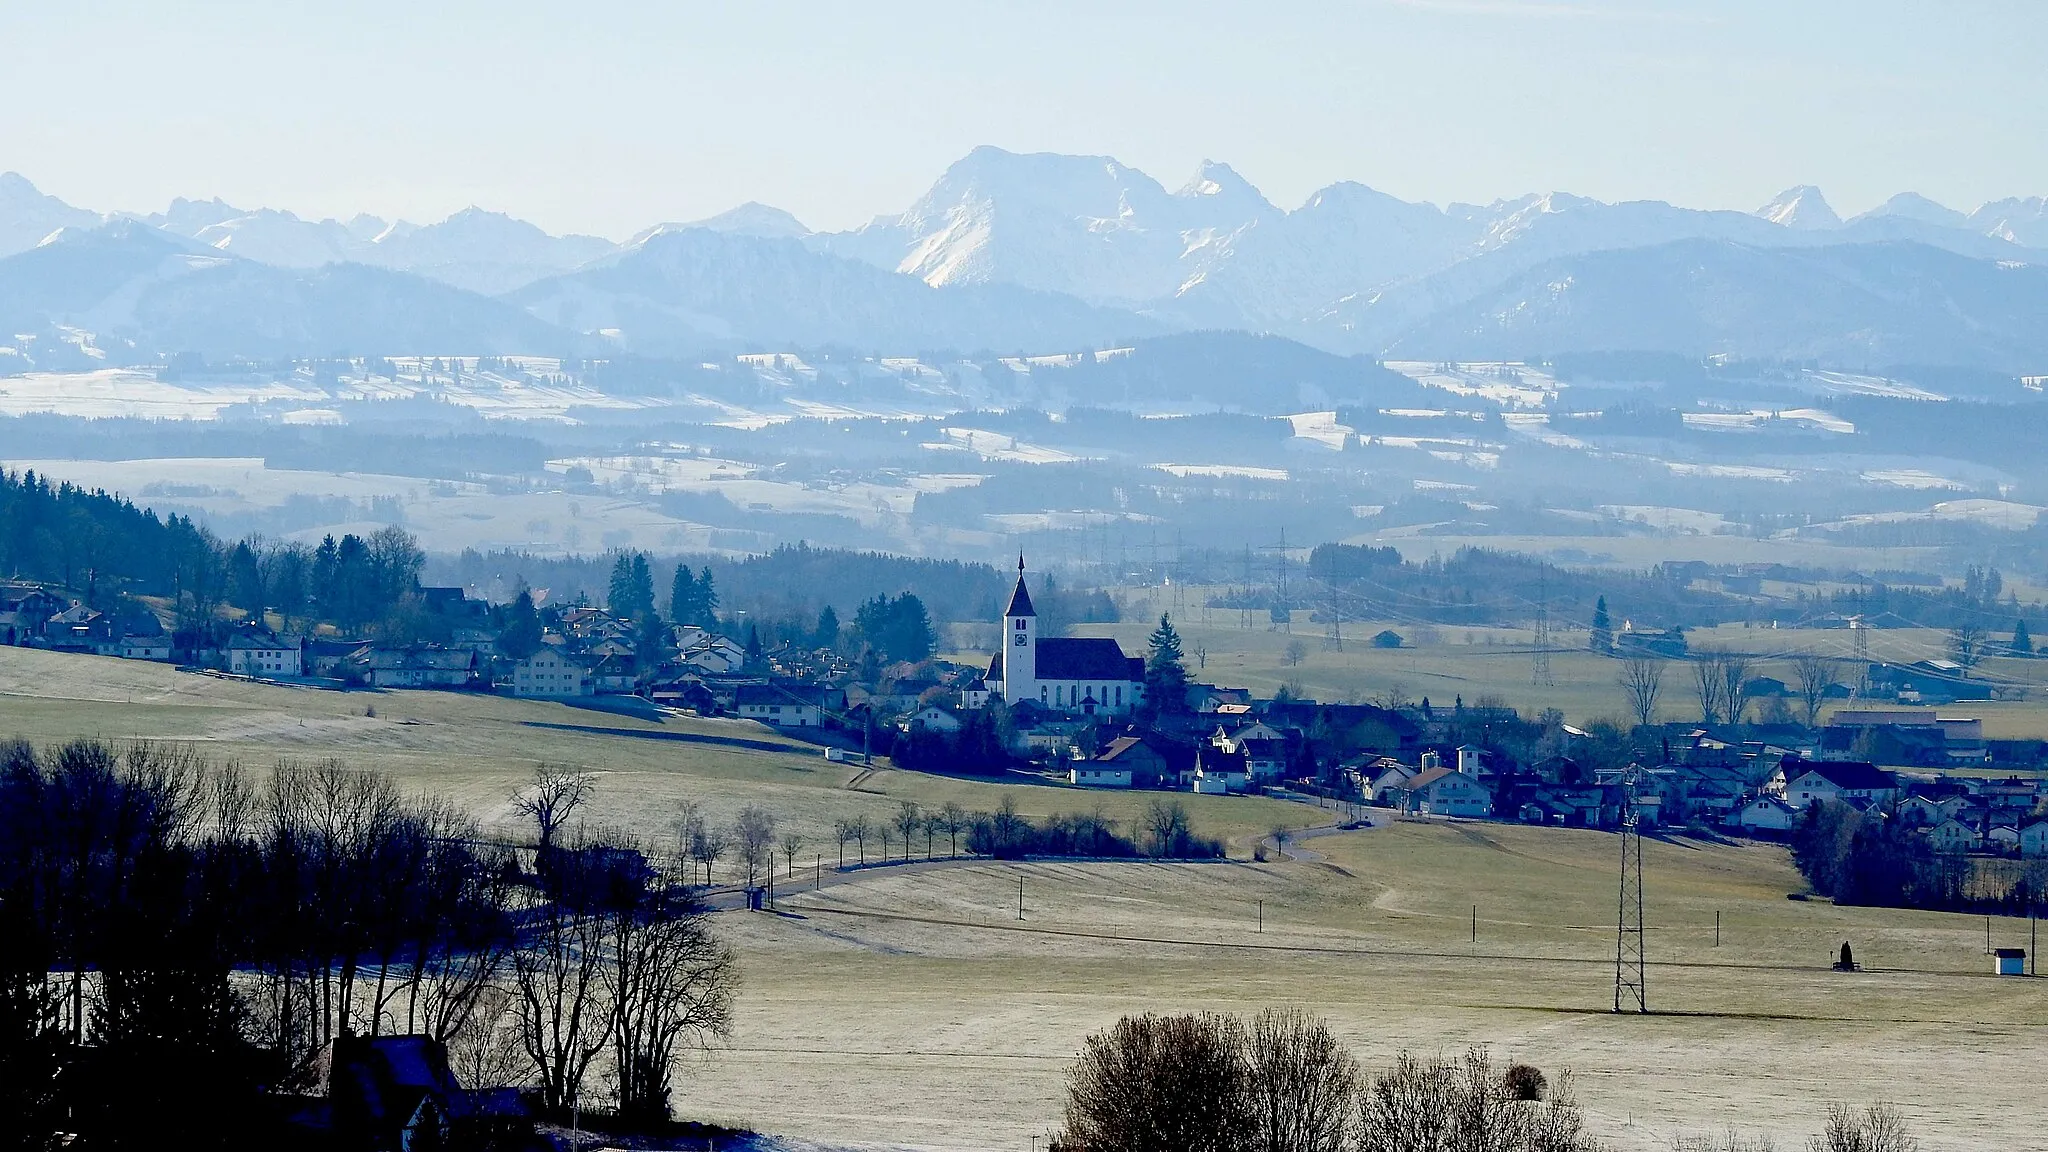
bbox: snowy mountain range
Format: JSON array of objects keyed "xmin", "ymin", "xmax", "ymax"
[{"xmin": 3, "ymin": 154, "xmax": 2047, "ymax": 369}]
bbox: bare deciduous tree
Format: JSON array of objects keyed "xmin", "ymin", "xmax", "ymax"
[
  {"xmin": 779, "ymin": 828, "xmax": 806, "ymax": 877},
  {"xmin": 893, "ymin": 801, "xmax": 923, "ymax": 863},
  {"xmin": 1245, "ymin": 1008, "xmax": 1358, "ymax": 1152},
  {"xmin": 603, "ymin": 866, "xmax": 738, "ymax": 1122},
  {"xmin": 1718, "ymin": 651, "xmax": 1755, "ymax": 726},
  {"xmin": 732, "ymin": 805, "xmax": 775, "ymax": 888},
  {"xmin": 1356, "ymin": 1048, "xmax": 1601, "ymax": 1152},
  {"xmin": 1809, "ymin": 1102, "xmax": 1917, "ymax": 1152},
  {"xmin": 1052, "ymin": 1013, "xmax": 1254, "ymax": 1152},
  {"xmin": 939, "ymin": 802, "xmax": 968, "ymax": 857},
  {"xmin": 1791, "ymin": 653, "xmax": 1837, "ymax": 728},
  {"xmin": 1618, "ymin": 655, "xmax": 1664, "ymax": 729},
  {"xmin": 512, "ymin": 764, "xmax": 592, "ymax": 855},
  {"xmin": 1948, "ymin": 622, "xmax": 1988, "ymax": 670}
]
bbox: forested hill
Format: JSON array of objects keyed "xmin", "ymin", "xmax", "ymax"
[{"xmin": 0, "ymin": 466, "xmax": 213, "ymax": 601}]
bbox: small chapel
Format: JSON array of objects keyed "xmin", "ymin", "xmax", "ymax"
[{"xmin": 985, "ymin": 557, "xmax": 1146, "ymax": 715}]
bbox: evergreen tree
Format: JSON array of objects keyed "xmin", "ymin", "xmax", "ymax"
[
  {"xmin": 696, "ymin": 569, "xmax": 719, "ymax": 627},
  {"xmin": 607, "ymin": 554, "xmax": 635, "ymax": 616},
  {"xmin": 628, "ymin": 553, "xmax": 655, "ymax": 619},
  {"xmin": 1144, "ymin": 613, "xmax": 1189, "ymax": 712},
  {"xmin": 2014, "ymin": 618, "xmax": 2034, "ymax": 656},
  {"xmin": 814, "ymin": 604, "xmax": 840, "ymax": 650},
  {"xmin": 500, "ymin": 588, "xmax": 543, "ymax": 658},
  {"xmin": 668, "ymin": 565, "xmax": 699, "ymax": 625},
  {"xmin": 1590, "ymin": 595, "xmax": 1613, "ymax": 654},
  {"xmin": 744, "ymin": 623, "xmax": 763, "ymax": 669}
]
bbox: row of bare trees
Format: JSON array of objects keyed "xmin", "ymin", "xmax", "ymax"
[
  {"xmin": 0, "ymin": 744, "xmax": 736, "ymax": 1148},
  {"xmin": 1617, "ymin": 651, "xmax": 1842, "ymax": 729}
]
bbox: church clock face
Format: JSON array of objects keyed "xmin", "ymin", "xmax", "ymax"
[{"xmin": 1013, "ymin": 632, "xmax": 1028, "ymax": 646}]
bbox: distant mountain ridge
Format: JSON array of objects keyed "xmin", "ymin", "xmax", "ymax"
[{"xmin": 2, "ymin": 160, "xmax": 2045, "ymax": 370}]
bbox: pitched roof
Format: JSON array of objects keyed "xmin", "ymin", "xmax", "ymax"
[
  {"xmin": 1785, "ymin": 757, "xmax": 1896, "ymax": 791},
  {"xmin": 1035, "ymin": 637, "xmax": 1142, "ymax": 681},
  {"xmin": 1004, "ymin": 574, "xmax": 1036, "ymax": 618}
]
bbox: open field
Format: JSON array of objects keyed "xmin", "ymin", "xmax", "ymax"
[
  {"xmin": 1054, "ymin": 606, "xmax": 2048, "ymax": 735},
  {"xmin": 698, "ymin": 822, "xmax": 2048, "ymax": 1151},
  {"xmin": 7, "ymin": 646, "xmax": 2048, "ymax": 1150}
]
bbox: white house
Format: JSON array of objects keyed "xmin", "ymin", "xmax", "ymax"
[
  {"xmin": 1068, "ymin": 761, "xmax": 1134, "ymax": 788},
  {"xmin": 735, "ymin": 683, "xmax": 841, "ymax": 728},
  {"xmin": 2020, "ymin": 821, "xmax": 2048, "ymax": 858},
  {"xmin": 1783, "ymin": 759, "xmax": 1899, "ymax": 808},
  {"xmin": 513, "ymin": 649, "xmax": 593, "ymax": 698},
  {"xmin": 905, "ymin": 706, "xmax": 963, "ymax": 733},
  {"xmin": 1369, "ymin": 761, "xmax": 1419, "ymax": 804},
  {"xmin": 1924, "ymin": 818, "xmax": 1980, "ymax": 854},
  {"xmin": 1731, "ymin": 795, "xmax": 1799, "ymax": 833},
  {"xmin": 986, "ymin": 558, "xmax": 1144, "ymax": 716},
  {"xmin": 1986, "ymin": 825, "xmax": 2021, "ymax": 853},
  {"xmin": 120, "ymin": 635, "xmax": 172, "ymax": 661},
  {"xmin": 227, "ymin": 632, "xmax": 302, "ymax": 677},
  {"xmin": 1398, "ymin": 767, "xmax": 1494, "ymax": 818}
]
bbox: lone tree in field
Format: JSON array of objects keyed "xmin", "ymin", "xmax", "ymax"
[
  {"xmin": 2012, "ymin": 618, "xmax": 2034, "ymax": 656},
  {"xmin": 1052, "ymin": 1013, "xmax": 1254, "ymax": 1152},
  {"xmin": 893, "ymin": 801, "xmax": 923, "ymax": 862},
  {"xmin": 512, "ymin": 765, "xmax": 593, "ymax": 856},
  {"xmin": 1791, "ymin": 652, "xmax": 1838, "ymax": 727},
  {"xmin": 1949, "ymin": 621, "xmax": 1989, "ymax": 669},
  {"xmin": 1145, "ymin": 614, "xmax": 1190, "ymax": 713},
  {"xmin": 1618, "ymin": 654, "xmax": 1663, "ymax": 729},
  {"xmin": 1589, "ymin": 596, "xmax": 1614, "ymax": 654}
]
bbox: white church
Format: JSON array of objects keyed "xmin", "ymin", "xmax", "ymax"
[{"xmin": 985, "ymin": 558, "xmax": 1146, "ymax": 715}]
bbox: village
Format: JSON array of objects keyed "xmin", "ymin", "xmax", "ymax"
[{"xmin": 7, "ymin": 561, "xmax": 2048, "ymax": 868}]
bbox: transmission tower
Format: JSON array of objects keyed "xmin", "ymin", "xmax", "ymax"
[
  {"xmin": 1530, "ymin": 577, "xmax": 1554, "ymax": 686},
  {"xmin": 1240, "ymin": 546, "xmax": 1255, "ymax": 630},
  {"xmin": 1614, "ymin": 763, "xmax": 1647, "ymax": 1013}
]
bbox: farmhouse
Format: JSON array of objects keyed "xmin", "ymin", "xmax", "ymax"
[
  {"xmin": 736, "ymin": 682, "xmax": 842, "ymax": 728},
  {"xmin": 226, "ymin": 630, "xmax": 303, "ymax": 677},
  {"xmin": 1091, "ymin": 735, "xmax": 1172, "ymax": 789},
  {"xmin": 359, "ymin": 646, "xmax": 482, "ymax": 689},
  {"xmin": 986, "ymin": 558, "xmax": 1144, "ymax": 715}
]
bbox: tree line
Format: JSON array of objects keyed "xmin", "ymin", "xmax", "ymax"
[{"xmin": 0, "ymin": 742, "xmax": 736, "ymax": 1149}]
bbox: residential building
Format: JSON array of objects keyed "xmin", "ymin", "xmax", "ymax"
[
  {"xmin": 906, "ymin": 706, "xmax": 963, "ymax": 733},
  {"xmin": 735, "ymin": 682, "xmax": 842, "ymax": 728},
  {"xmin": 513, "ymin": 648, "xmax": 593, "ymax": 698},
  {"xmin": 1396, "ymin": 767, "xmax": 1495, "ymax": 818},
  {"xmin": 1924, "ymin": 818, "xmax": 1980, "ymax": 854},
  {"xmin": 1731, "ymin": 795, "xmax": 1799, "ymax": 833},
  {"xmin": 1782, "ymin": 758, "xmax": 1899, "ymax": 808},
  {"xmin": 360, "ymin": 646, "xmax": 482, "ymax": 689},
  {"xmin": 2020, "ymin": 821, "xmax": 2048, "ymax": 858},
  {"xmin": 226, "ymin": 631, "xmax": 302, "ymax": 677},
  {"xmin": 1092, "ymin": 735, "xmax": 1172, "ymax": 789},
  {"xmin": 1069, "ymin": 760, "xmax": 1134, "ymax": 788}
]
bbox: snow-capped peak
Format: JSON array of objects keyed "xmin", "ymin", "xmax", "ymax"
[
  {"xmin": 1755, "ymin": 185, "xmax": 1841, "ymax": 229},
  {"xmin": 648, "ymin": 201, "xmax": 811, "ymax": 242},
  {"xmin": 1852, "ymin": 192, "xmax": 1965, "ymax": 229}
]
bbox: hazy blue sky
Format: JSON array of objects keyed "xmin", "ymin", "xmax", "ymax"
[{"xmin": 5, "ymin": 1, "xmax": 2045, "ymax": 238}]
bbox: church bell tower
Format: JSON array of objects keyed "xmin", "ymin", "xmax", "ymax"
[{"xmin": 1002, "ymin": 553, "xmax": 1037, "ymax": 705}]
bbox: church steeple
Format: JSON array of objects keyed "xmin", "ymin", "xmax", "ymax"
[{"xmin": 1004, "ymin": 554, "xmax": 1035, "ymax": 618}]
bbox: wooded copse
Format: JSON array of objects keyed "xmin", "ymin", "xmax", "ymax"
[
  {"xmin": 0, "ymin": 741, "xmax": 736, "ymax": 1148},
  {"xmin": 1051, "ymin": 1009, "xmax": 1920, "ymax": 1152}
]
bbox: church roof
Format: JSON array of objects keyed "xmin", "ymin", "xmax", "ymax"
[
  {"xmin": 1037, "ymin": 638, "xmax": 1143, "ymax": 681},
  {"xmin": 1004, "ymin": 575, "xmax": 1036, "ymax": 618},
  {"xmin": 987, "ymin": 639, "xmax": 1143, "ymax": 684}
]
